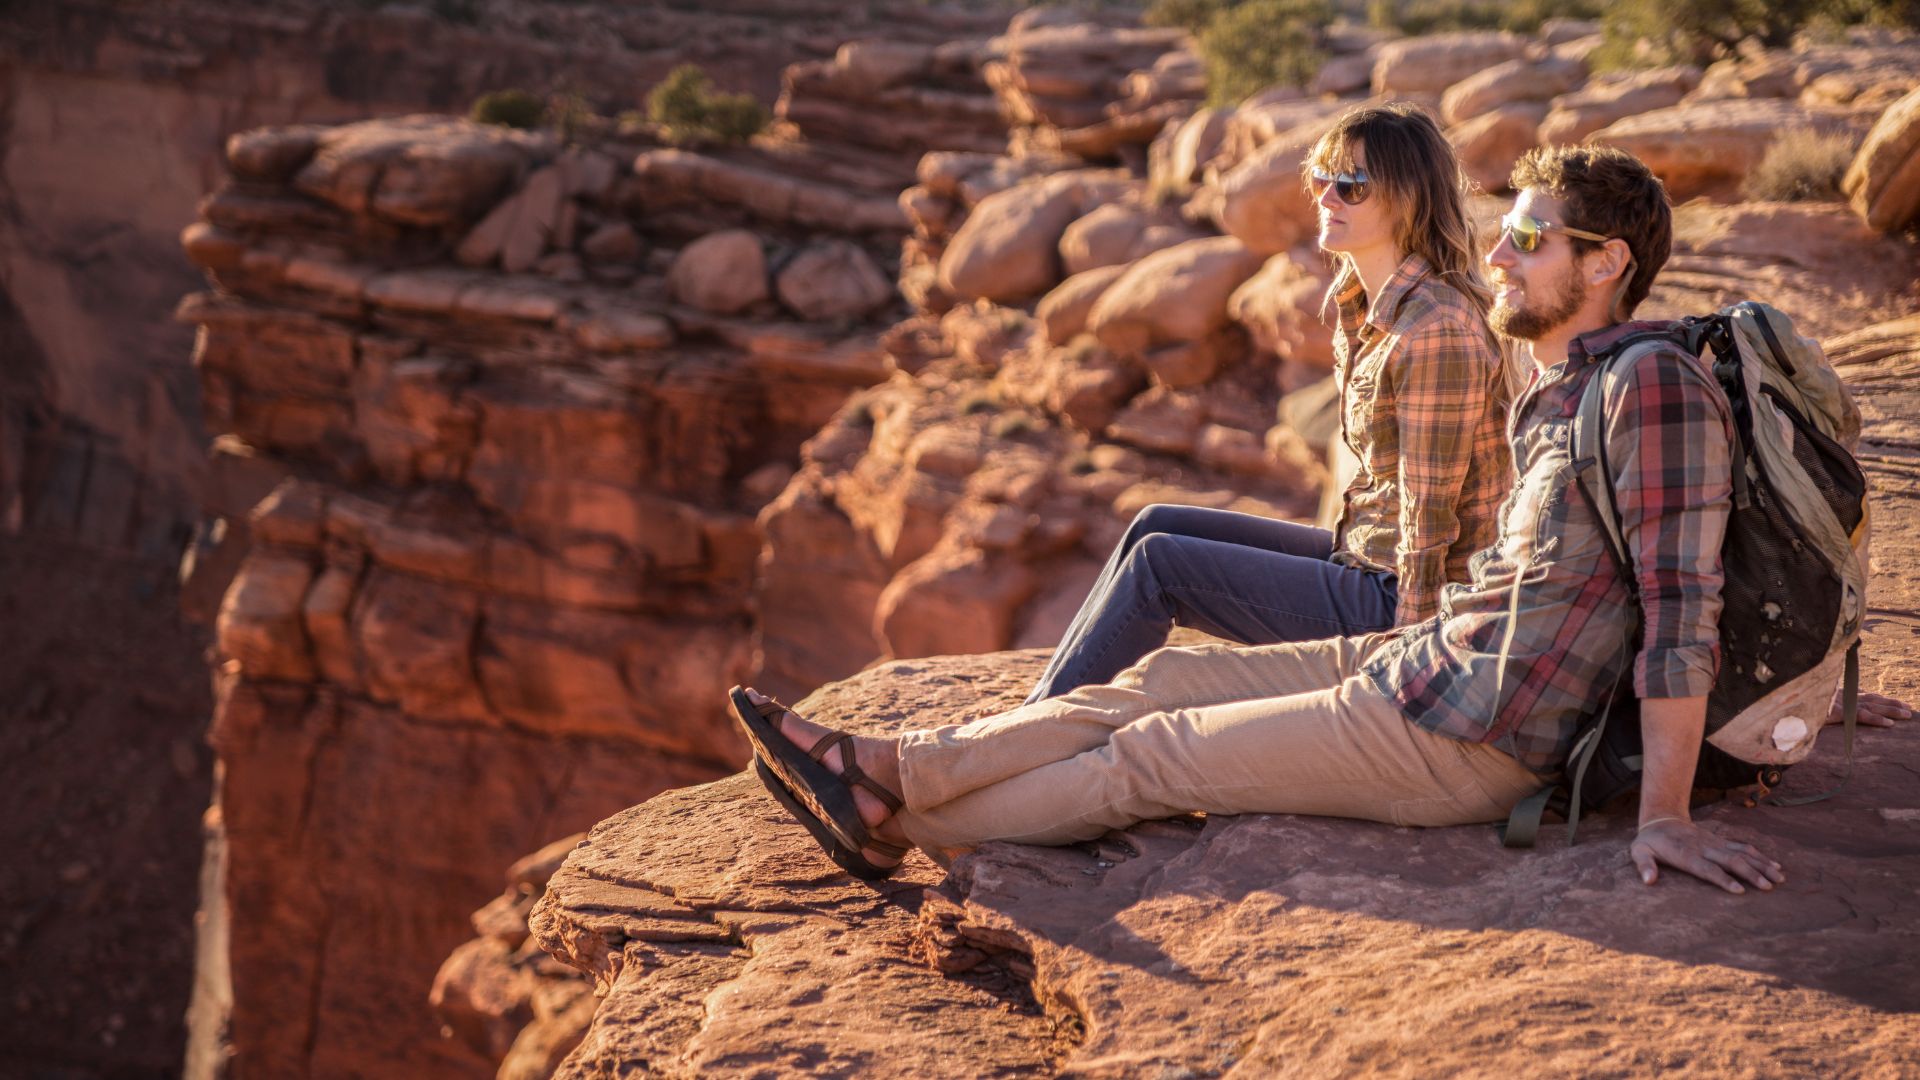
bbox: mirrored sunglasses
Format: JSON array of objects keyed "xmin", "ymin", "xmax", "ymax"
[
  {"xmin": 1309, "ymin": 169, "xmax": 1372, "ymax": 206},
  {"xmin": 1499, "ymin": 212, "xmax": 1616, "ymax": 254}
]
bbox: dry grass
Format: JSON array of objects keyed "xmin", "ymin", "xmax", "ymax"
[{"xmin": 1741, "ymin": 128, "xmax": 1857, "ymax": 203}]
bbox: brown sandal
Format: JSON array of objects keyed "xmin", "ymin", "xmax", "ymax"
[{"xmin": 730, "ymin": 687, "xmax": 908, "ymax": 880}]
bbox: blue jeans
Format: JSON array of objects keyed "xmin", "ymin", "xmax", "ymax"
[{"xmin": 1026, "ymin": 504, "xmax": 1399, "ymax": 704}]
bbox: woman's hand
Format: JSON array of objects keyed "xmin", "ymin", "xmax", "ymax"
[{"xmin": 1630, "ymin": 818, "xmax": 1784, "ymax": 894}]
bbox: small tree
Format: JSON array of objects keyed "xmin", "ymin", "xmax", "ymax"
[
  {"xmin": 1199, "ymin": 0, "xmax": 1332, "ymax": 107},
  {"xmin": 646, "ymin": 65, "xmax": 770, "ymax": 145},
  {"xmin": 470, "ymin": 89, "xmax": 544, "ymax": 129}
]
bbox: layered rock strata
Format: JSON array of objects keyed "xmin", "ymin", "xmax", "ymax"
[{"xmin": 179, "ymin": 112, "xmax": 919, "ymax": 1076}]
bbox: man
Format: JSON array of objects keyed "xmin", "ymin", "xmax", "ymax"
[{"xmin": 735, "ymin": 145, "xmax": 1908, "ymax": 890}]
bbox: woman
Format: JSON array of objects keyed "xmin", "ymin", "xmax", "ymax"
[{"xmin": 1024, "ymin": 102, "xmax": 1520, "ymax": 704}]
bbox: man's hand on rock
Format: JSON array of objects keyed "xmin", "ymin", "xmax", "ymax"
[
  {"xmin": 1630, "ymin": 818, "xmax": 1785, "ymax": 895},
  {"xmin": 1829, "ymin": 689, "xmax": 1912, "ymax": 730}
]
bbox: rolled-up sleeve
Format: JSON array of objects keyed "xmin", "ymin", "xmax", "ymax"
[
  {"xmin": 1604, "ymin": 347, "xmax": 1734, "ymax": 699},
  {"xmin": 1386, "ymin": 315, "xmax": 1499, "ymax": 624}
]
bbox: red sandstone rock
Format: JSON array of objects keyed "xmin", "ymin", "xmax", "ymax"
[
  {"xmin": 1227, "ymin": 251, "xmax": 1335, "ymax": 376},
  {"xmin": 1449, "ymin": 101, "xmax": 1549, "ymax": 195},
  {"xmin": 1371, "ymin": 31, "xmax": 1530, "ymax": 97},
  {"xmin": 531, "ymin": 606, "xmax": 1920, "ymax": 1078},
  {"xmin": 216, "ymin": 552, "xmax": 317, "ymax": 684},
  {"xmin": 1538, "ymin": 65, "xmax": 1703, "ymax": 145},
  {"xmin": 294, "ymin": 116, "xmax": 547, "ymax": 227},
  {"xmin": 1844, "ymin": 86, "xmax": 1920, "ymax": 233},
  {"xmin": 776, "ymin": 239, "xmax": 895, "ymax": 321},
  {"xmin": 1087, "ymin": 236, "xmax": 1265, "ymax": 387},
  {"xmin": 1590, "ymin": 98, "xmax": 1874, "ymax": 201},
  {"xmin": 1440, "ymin": 53, "xmax": 1586, "ymax": 127},
  {"xmin": 1203, "ymin": 124, "xmax": 1330, "ymax": 256},
  {"xmin": 1147, "ymin": 106, "xmax": 1228, "ymax": 200},
  {"xmin": 1037, "ymin": 265, "xmax": 1129, "ymax": 346},
  {"xmin": 668, "ymin": 229, "xmax": 770, "ymax": 315},
  {"xmin": 937, "ymin": 171, "xmax": 1131, "ymax": 303}
]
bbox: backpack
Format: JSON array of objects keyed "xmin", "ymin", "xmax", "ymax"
[{"xmin": 1503, "ymin": 301, "xmax": 1869, "ymax": 848}]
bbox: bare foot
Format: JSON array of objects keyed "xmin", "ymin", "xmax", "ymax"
[{"xmin": 745, "ymin": 688, "xmax": 912, "ymax": 865}]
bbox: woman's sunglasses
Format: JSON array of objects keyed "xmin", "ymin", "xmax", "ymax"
[
  {"xmin": 1499, "ymin": 212, "xmax": 1617, "ymax": 253},
  {"xmin": 1309, "ymin": 169, "xmax": 1372, "ymax": 206}
]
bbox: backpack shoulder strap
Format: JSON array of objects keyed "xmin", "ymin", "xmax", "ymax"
[{"xmin": 1569, "ymin": 338, "xmax": 1676, "ymax": 587}]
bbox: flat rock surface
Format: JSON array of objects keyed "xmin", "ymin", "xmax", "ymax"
[{"xmin": 537, "ymin": 386, "xmax": 1920, "ymax": 1075}]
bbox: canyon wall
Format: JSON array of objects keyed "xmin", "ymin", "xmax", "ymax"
[{"xmin": 0, "ymin": 1, "xmax": 1006, "ymax": 1074}]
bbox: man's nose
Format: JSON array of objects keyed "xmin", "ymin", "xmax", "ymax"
[{"xmin": 1486, "ymin": 230, "xmax": 1517, "ymax": 269}]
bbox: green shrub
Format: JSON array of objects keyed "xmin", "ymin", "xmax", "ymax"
[
  {"xmin": 1199, "ymin": 0, "xmax": 1332, "ymax": 107},
  {"xmin": 991, "ymin": 412, "xmax": 1040, "ymax": 439},
  {"xmin": 470, "ymin": 89, "xmax": 545, "ymax": 130},
  {"xmin": 1742, "ymin": 127, "xmax": 1856, "ymax": 202},
  {"xmin": 1588, "ymin": 0, "xmax": 1918, "ymax": 70},
  {"xmin": 647, "ymin": 65, "xmax": 770, "ymax": 145},
  {"xmin": 1144, "ymin": 0, "xmax": 1233, "ymax": 32},
  {"xmin": 960, "ymin": 389, "xmax": 1003, "ymax": 416},
  {"xmin": 1367, "ymin": 0, "xmax": 1603, "ymax": 34}
]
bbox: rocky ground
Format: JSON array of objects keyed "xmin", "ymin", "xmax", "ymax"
[{"xmin": 520, "ymin": 365, "xmax": 1920, "ymax": 1074}]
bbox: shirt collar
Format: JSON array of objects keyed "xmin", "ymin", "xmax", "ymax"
[
  {"xmin": 1335, "ymin": 253, "xmax": 1435, "ymax": 338},
  {"xmin": 1568, "ymin": 319, "xmax": 1679, "ymax": 363}
]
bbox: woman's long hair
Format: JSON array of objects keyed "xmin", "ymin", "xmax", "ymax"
[{"xmin": 1303, "ymin": 103, "xmax": 1526, "ymax": 399}]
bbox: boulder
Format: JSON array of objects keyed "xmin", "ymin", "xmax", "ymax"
[
  {"xmin": 873, "ymin": 546, "xmax": 1038, "ymax": 661},
  {"xmin": 1371, "ymin": 32, "xmax": 1530, "ymax": 97},
  {"xmin": 1148, "ymin": 107, "xmax": 1229, "ymax": 198},
  {"xmin": 580, "ymin": 222, "xmax": 641, "ymax": 264},
  {"xmin": 938, "ymin": 172, "xmax": 1129, "ymax": 303},
  {"xmin": 294, "ymin": 116, "xmax": 544, "ymax": 227},
  {"xmin": 668, "ymin": 229, "xmax": 770, "ymax": 315},
  {"xmin": 1591, "ymin": 99, "xmax": 1872, "ymax": 201},
  {"xmin": 1036, "ymin": 264, "xmax": 1130, "ymax": 346},
  {"xmin": 455, "ymin": 165, "xmax": 566, "ymax": 273},
  {"xmin": 1206, "ymin": 131, "xmax": 1321, "ymax": 256},
  {"xmin": 1088, "ymin": 236, "xmax": 1266, "ymax": 387},
  {"xmin": 1448, "ymin": 102, "xmax": 1550, "ymax": 195},
  {"xmin": 1311, "ymin": 47, "xmax": 1379, "ymax": 98},
  {"xmin": 1539, "ymin": 65, "xmax": 1702, "ymax": 145},
  {"xmin": 777, "ymin": 240, "xmax": 895, "ymax": 321},
  {"xmin": 835, "ymin": 39, "xmax": 935, "ymax": 91},
  {"xmin": 1227, "ymin": 252, "xmax": 1334, "ymax": 373},
  {"xmin": 1059, "ymin": 203, "xmax": 1156, "ymax": 276},
  {"xmin": 1691, "ymin": 52, "xmax": 1801, "ymax": 102},
  {"xmin": 1843, "ymin": 86, "xmax": 1920, "ymax": 233},
  {"xmin": 1440, "ymin": 54, "xmax": 1587, "ymax": 127},
  {"xmin": 225, "ymin": 125, "xmax": 325, "ymax": 184}
]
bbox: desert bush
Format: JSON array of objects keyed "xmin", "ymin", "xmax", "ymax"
[
  {"xmin": 1367, "ymin": 0, "xmax": 1603, "ymax": 34},
  {"xmin": 1145, "ymin": 0, "xmax": 1234, "ymax": 32},
  {"xmin": 647, "ymin": 65, "xmax": 770, "ymax": 145},
  {"xmin": 1591, "ymin": 0, "xmax": 1918, "ymax": 70},
  {"xmin": 470, "ymin": 89, "xmax": 545, "ymax": 129},
  {"xmin": 1199, "ymin": 0, "xmax": 1333, "ymax": 107},
  {"xmin": 960, "ymin": 389, "xmax": 1003, "ymax": 415},
  {"xmin": 990, "ymin": 412, "xmax": 1040, "ymax": 439},
  {"xmin": 1741, "ymin": 127, "xmax": 1855, "ymax": 201}
]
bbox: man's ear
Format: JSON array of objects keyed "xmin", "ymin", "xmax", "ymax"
[{"xmin": 1590, "ymin": 238, "xmax": 1633, "ymax": 286}]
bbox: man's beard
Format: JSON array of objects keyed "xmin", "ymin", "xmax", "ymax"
[{"xmin": 1489, "ymin": 262, "xmax": 1587, "ymax": 341}]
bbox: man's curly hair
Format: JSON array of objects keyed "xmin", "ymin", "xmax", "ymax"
[{"xmin": 1510, "ymin": 146, "xmax": 1672, "ymax": 318}]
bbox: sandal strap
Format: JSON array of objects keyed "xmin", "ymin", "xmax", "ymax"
[
  {"xmin": 866, "ymin": 835, "xmax": 911, "ymax": 860},
  {"xmin": 808, "ymin": 731, "xmax": 906, "ymax": 815}
]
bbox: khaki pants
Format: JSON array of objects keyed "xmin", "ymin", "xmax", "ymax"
[{"xmin": 893, "ymin": 635, "xmax": 1544, "ymax": 852}]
